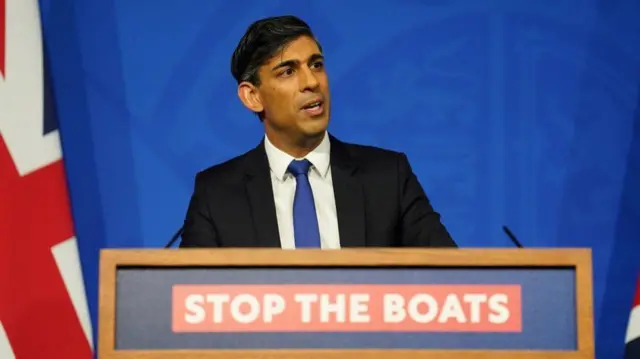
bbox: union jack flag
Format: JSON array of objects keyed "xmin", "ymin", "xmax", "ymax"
[{"xmin": 0, "ymin": 0, "xmax": 93, "ymax": 357}]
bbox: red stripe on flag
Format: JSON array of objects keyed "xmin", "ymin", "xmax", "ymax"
[{"xmin": 0, "ymin": 135, "xmax": 92, "ymax": 357}]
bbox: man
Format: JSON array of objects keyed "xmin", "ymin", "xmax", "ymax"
[{"xmin": 179, "ymin": 15, "xmax": 456, "ymax": 249}]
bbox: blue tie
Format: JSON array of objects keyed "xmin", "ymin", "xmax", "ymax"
[{"xmin": 287, "ymin": 159, "xmax": 321, "ymax": 248}]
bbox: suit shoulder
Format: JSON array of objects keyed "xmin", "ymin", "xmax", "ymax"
[{"xmin": 194, "ymin": 149, "xmax": 253, "ymax": 184}]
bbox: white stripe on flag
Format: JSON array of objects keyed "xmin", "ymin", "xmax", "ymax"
[
  {"xmin": 626, "ymin": 305, "xmax": 640, "ymax": 344},
  {"xmin": 52, "ymin": 237, "xmax": 94, "ymax": 349},
  {"xmin": 0, "ymin": 321, "xmax": 16, "ymax": 359},
  {"xmin": 0, "ymin": 0, "xmax": 61, "ymax": 176}
]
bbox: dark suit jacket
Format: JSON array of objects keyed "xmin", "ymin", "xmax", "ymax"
[{"xmin": 179, "ymin": 134, "xmax": 456, "ymax": 248}]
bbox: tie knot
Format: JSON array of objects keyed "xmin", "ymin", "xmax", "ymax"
[{"xmin": 287, "ymin": 159, "xmax": 312, "ymax": 177}]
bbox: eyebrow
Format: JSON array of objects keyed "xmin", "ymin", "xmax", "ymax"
[{"xmin": 271, "ymin": 53, "xmax": 325, "ymax": 72}]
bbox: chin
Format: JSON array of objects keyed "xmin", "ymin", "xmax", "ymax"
[
  {"xmin": 297, "ymin": 115, "xmax": 328, "ymax": 134},
  {"xmin": 302, "ymin": 121, "xmax": 328, "ymax": 137}
]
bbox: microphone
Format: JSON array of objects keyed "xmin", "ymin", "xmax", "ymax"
[
  {"xmin": 164, "ymin": 224, "xmax": 184, "ymax": 248},
  {"xmin": 502, "ymin": 225, "xmax": 523, "ymax": 248}
]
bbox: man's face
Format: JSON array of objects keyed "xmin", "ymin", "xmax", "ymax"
[{"xmin": 245, "ymin": 36, "xmax": 330, "ymax": 144}]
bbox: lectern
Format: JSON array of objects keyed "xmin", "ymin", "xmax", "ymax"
[{"xmin": 98, "ymin": 248, "xmax": 594, "ymax": 358}]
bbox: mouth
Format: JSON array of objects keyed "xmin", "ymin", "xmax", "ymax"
[{"xmin": 300, "ymin": 98, "xmax": 324, "ymax": 117}]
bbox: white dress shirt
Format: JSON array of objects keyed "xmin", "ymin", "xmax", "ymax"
[{"xmin": 264, "ymin": 132, "xmax": 341, "ymax": 249}]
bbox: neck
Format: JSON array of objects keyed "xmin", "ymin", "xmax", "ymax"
[{"xmin": 265, "ymin": 130, "xmax": 325, "ymax": 159}]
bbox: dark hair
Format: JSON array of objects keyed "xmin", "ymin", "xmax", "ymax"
[{"xmin": 231, "ymin": 15, "xmax": 322, "ymax": 86}]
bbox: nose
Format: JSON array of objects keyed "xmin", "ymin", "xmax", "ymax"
[{"xmin": 298, "ymin": 66, "xmax": 319, "ymax": 91}]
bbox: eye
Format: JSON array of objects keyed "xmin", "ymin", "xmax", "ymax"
[
  {"xmin": 311, "ymin": 61, "xmax": 324, "ymax": 69},
  {"xmin": 279, "ymin": 68, "xmax": 294, "ymax": 77}
]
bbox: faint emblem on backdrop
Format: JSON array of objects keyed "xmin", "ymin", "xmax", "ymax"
[{"xmin": 331, "ymin": 2, "xmax": 640, "ymax": 247}]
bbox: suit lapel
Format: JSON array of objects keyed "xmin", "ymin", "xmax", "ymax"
[
  {"xmin": 330, "ymin": 136, "xmax": 366, "ymax": 247},
  {"xmin": 243, "ymin": 142, "xmax": 281, "ymax": 247}
]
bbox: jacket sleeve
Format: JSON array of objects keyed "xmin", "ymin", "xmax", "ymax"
[
  {"xmin": 397, "ymin": 153, "xmax": 457, "ymax": 247},
  {"xmin": 179, "ymin": 172, "xmax": 220, "ymax": 247}
]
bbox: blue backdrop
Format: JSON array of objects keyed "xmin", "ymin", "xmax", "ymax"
[{"xmin": 38, "ymin": 0, "xmax": 640, "ymax": 358}]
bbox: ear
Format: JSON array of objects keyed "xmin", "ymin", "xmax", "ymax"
[{"xmin": 237, "ymin": 82, "xmax": 264, "ymax": 113}]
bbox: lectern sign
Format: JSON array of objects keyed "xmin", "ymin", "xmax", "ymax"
[
  {"xmin": 98, "ymin": 249, "xmax": 595, "ymax": 358},
  {"xmin": 172, "ymin": 284, "xmax": 522, "ymax": 332}
]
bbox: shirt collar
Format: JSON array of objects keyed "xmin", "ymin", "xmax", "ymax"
[{"xmin": 264, "ymin": 131, "xmax": 331, "ymax": 181}]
